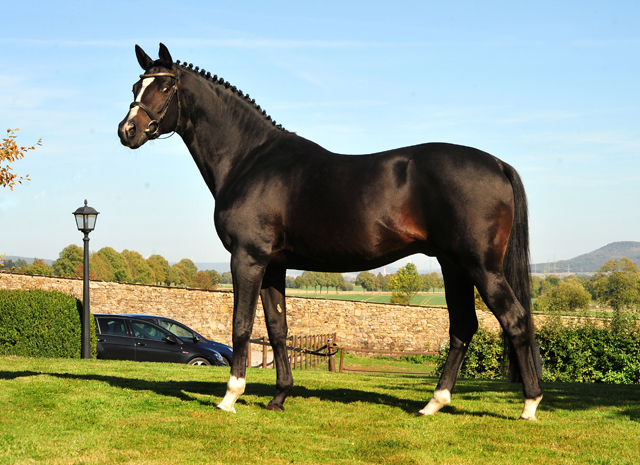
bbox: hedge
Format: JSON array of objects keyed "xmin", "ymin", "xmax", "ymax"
[
  {"xmin": 0, "ymin": 289, "xmax": 96, "ymax": 358},
  {"xmin": 432, "ymin": 323, "xmax": 640, "ymax": 384}
]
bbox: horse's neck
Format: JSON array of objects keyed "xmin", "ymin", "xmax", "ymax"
[{"xmin": 178, "ymin": 73, "xmax": 280, "ymax": 197}]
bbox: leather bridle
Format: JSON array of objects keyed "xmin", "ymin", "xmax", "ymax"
[{"xmin": 129, "ymin": 69, "xmax": 180, "ymax": 139}]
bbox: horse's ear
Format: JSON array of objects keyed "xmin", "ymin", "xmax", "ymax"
[
  {"xmin": 135, "ymin": 45, "xmax": 153, "ymax": 70},
  {"xmin": 158, "ymin": 43, "xmax": 173, "ymax": 69}
]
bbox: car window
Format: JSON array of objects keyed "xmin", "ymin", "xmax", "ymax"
[
  {"xmin": 97, "ymin": 318, "xmax": 128, "ymax": 337},
  {"xmin": 158, "ymin": 321, "xmax": 194, "ymax": 339},
  {"xmin": 130, "ymin": 321, "xmax": 171, "ymax": 341}
]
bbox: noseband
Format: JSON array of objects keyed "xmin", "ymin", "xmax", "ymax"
[{"xmin": 129, "ymin": 70, "xmax": 180, "ymax": 139}]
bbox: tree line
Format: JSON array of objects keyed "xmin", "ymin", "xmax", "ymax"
[
  {"xmin": 288, "ymin": 264, "xmax": 445, "ymax": 305},
  {"xmin": 4, "ymin": 245, "xmax": 638, "ymax": 314},
  {"xmin": 531, "ymin": 257, "xmax": 640, "ymax": 316},
  {"xmin": 2, "ymin": 245, "xmax": 222, "ymax": 290}
]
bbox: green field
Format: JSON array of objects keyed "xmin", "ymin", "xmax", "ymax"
[
  {"xmin": 1, "ymin": 356, "xmax": 638, "ymax": 464},
  {"xmin": 286, "ymin": 288, "xmax": 448, "ymax": 306},
  {"xmin": 218, "ymin": 283, "xmax": 449, "ymax": 306}
]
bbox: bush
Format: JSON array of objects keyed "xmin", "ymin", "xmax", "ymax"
[
  {"xmin": 435, "ymin": 329, "xmax": 505, "ymax": 380},
  {"xmin": 433, "ymin": 322, "xmax": 640, "ymax": 384},
  {"xmin": 0, "ymin": 289, "xmax": 96, "ymax": 358},
  {"xmin": 538, "ymin": 322, "xmax": 640, "ymax": 384},
  {"xmin": 399, "ymin": 353, "xmax": 440, "ymax": 365}
]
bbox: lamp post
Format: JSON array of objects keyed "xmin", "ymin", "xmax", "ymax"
[{"xmin": 73, "ymin": 200, "xmax": 99, "ymax": 359}]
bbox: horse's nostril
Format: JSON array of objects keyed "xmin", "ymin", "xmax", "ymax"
[{"xmin": 126, "ymin": 122, "xmax": 136, "ymax": 137}]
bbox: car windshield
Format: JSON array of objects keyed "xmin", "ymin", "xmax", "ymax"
[{"xmin": 158, "ymin": 320, "xmax": 194, "ymax": 339}]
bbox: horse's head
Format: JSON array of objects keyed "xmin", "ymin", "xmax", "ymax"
[{"xmin": 118, "ymin": 43, "xmax": 180, "ymax": 148}]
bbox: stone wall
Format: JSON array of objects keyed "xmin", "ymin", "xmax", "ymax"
[{"xmin": 1, "ymin": 272, "xmax": 557, "ymax": 351}]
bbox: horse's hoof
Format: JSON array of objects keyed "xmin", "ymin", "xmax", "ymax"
[
  {"xmin": 266, "ymin": 402, "xmax": 285, "ymax": 412},
  {"xmin": 518, "ymin": 415, "xmax": 537, "ymax": 421},
  {"xmin": 216, "ymin": 404, "xmax": 236, "ymax": 414}
]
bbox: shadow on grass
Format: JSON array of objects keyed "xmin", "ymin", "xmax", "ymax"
[{"xmin": 1, "ymin": 369, "xmax": 638, "ymax": 421}]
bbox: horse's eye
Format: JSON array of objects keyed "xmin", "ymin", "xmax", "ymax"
[{"xmin": 161, "ymin": 87, "xmax": 169, "ymax": 93}]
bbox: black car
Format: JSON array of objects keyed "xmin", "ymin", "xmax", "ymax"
[
  {"xmin": 110, "ymin": 314, "xmax": 233, "ymax": 366},
  {"xmin": 94, "ymin": 314, "xmax": 227, "ymax": 366}
]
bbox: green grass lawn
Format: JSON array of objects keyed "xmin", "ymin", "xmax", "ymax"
[{"xmin": 1, "ymin": 356, "xmax": 638, "ymax": 464}]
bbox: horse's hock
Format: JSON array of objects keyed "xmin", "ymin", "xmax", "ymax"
[{"xmin": 0, "ymin": 272, "xmax": 509, "ymax": 352}]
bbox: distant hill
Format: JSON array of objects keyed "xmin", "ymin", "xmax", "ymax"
[
  {"xmin": 3, "ymin": 256, "xmax": 54, "ymax": 266},
  {"xmin": 531, "ymin": 241, "xmax": 640, "ymax": 274}
]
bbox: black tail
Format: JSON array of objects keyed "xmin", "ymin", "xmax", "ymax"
[{"xmin": 501, "ymin": 162, "xmax": 542, "ymax": 381}]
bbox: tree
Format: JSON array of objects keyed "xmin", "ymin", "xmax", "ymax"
[
  {"xmin": 96, "ymin": 247, "xmax": 133, "ymax": 283},
  {"xmin": 220, "ymin": 271, "xmax": 233, "ymax": 284},
  {"xmin": 342, "ymin": 282, "xmax": 355, "ymax": 292},
  {"xmin": 297, "ymin": 271, "xmax": 320, "ymax": 293},
  {"xmin": 122, "ymin": 250, "xmax": 153, "ymax": 284},
  {"xmin": 535, "ymin": 279, "xmax": 591, "ymax": 313},
  {"xmin": 5, "ymin": 258, "xmax": 28, "ymax": 271},
  {"xmin": 389, "ymin": 263, "xmax": 422, "ymax": 305},
  {"xmin": 539, "ymin": 275, "xmax": 561, "ymax": 296},
  {"xmin": 192, "ymin": 271, "xmax": 216, "ymax": 290},
  {"xmin": 1, "ymin": 128, "xmax": 41, "ymax": 190},
  {"xmin": 22, "ymin": 258, "xmax": 54, "ymax": 276},
  {"xmin": 89, "ymin": 252, "xmax": 112, "ymax": 281},
  {"xmin": 53, "ymin": 244, "xmax": 84, "ymax": 277},
  {"xmin": 592, "ymin": 258, "xmax": 640, "ymax": 312},
  {"xmin": 355, "ymin": 271, "xmax": 378, "ymax": 292},
  {"xmin": 204, "ymin": 269, "xmax": 221, "ymax": 286},
  {"xmin": 331, "ymin": 273, "xmax": 346, "ymax": 293},
  {"xmin": 377, "ymin": 272, "xmax": 392, "ymax": 291},
  {"xmin": 285, "ymin": 275, "xmax": 295, "ymax": 288},
  {"xmin": 170, "ymin": 259, "xmax": 198, "ymax": 286},
  {"xmin": 530, "ymin": 276, "xmax": 545, "ymax": 299},
  {"xmin": 422, "ymin": 272, "xmax": 444, "ymax": 293},
  {"xmin": 293, "ymin": 273, "xmax": 310, "ymax": 290},
  {"xmin": 147, "ymin": 254, "xmax": 171, "ymax": 285}
]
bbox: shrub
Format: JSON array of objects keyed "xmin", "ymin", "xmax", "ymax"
[
  {"xmin": 538, "ymin": 322, "xmax": 640, "ymax": 384},
  {"xmin": 399, "ymin": 353, "xmax": 440, "ymax": 365},
  {"xmin": 0, "ymin": 289, "xmax": 96, "ymax": 358},
  {"xmin": 435, "ymin": 328, "xmax": 505, "ymax": 380},
  {"xmin": 433, "ymin": 322, "xmax": 640, "ymax": 384}
]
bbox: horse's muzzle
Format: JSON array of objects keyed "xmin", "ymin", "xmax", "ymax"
[{"xmin": 118, "ymin": 117, "xmax": 144, "ymax": 148}]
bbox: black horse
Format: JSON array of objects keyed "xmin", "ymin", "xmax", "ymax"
[{"xmin": 119, "ymin": 44, "xmax": 542, "ymax": 420}]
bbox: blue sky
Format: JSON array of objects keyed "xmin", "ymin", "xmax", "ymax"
[{"xmin": 2, "ymin": 1, "xmax": 639, "ymax": 271}]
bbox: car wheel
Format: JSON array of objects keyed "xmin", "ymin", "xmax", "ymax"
[
  {"xmin": 221, "ymin": 356, "xmax": 231, "ymax": 367},
  {"xmin": 188, "ymin": 357, "xmax": 211, "ymax": 366}
]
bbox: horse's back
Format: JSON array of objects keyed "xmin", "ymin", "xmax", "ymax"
[{"xmin": 223, "ymin": 136, "xmax": 516, "ymax": 272}]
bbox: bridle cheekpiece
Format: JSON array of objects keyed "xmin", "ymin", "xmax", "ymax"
[{"xmin": 129, "ymin": 69, "xmax": 180, "ymax": 139}]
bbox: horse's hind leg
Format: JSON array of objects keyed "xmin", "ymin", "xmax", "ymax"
[
  {"xmin": 419, "ymin": 261, "xmax": 478, "ymax": 416},
  {"xmin": 260, "ymin": 265, "xmax": 293, "ymax": 411},
  {"xmin": 474, "ymin": 271, "xmax": 542, "ymax": 420}
]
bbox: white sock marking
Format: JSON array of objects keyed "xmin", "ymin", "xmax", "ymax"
[
  {"xmin": 217, "ymin": 375, "xmax": 246, "ymax": 413},
  {"xmin": 520, "ymin": 395, "xmax": 543, "ymax": 421},
  {"xmin": 418, "ymin": 389, "xmax": 451, "ymax": 416}
]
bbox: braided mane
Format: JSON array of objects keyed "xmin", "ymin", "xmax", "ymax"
[{"xmin": 176, "ymin": 60, "xmax": 287, "ymax": 132}]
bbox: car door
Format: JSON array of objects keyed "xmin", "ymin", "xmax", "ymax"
[
  {"xmin": 95, "ymin": 317, "xmax": 136, "ymax": 361},
  {"xmin": 128, "ymin": 319, "xmax": 187, "ymax": 363}
]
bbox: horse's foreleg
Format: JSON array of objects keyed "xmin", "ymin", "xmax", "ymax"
[
  {"xmin": 217, "ymin": 252, "xmax": 265, "ymax": 413},
  {"xmin": 260, "ymin": 265, "xmax": 293, "ymax": 411},
  {"xmin": 419, "ymin": 262, "xmax": 477, "ymax": 416}
]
